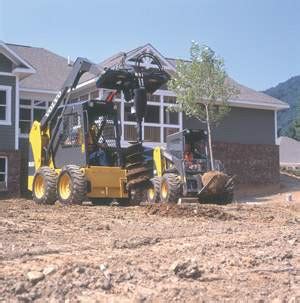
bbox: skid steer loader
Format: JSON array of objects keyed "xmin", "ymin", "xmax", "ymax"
[
  {"xmin": 28, "ymin": 53, "xmax": 169, "ymax": 205},
  {"xmin": 146, "ymin": 129, "xmax": 234, "ymax": 204}
]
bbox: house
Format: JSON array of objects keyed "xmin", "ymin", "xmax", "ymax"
[
  {"xmin": 0, "ymin": 41, "xmax": 289, "ymax": 197},
  {"xmin": 278, "ymin": 136, "xmax": 300, "ymax": 170}
]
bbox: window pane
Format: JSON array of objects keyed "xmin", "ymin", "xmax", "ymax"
[
  {"xmin": 34, "ymin": 108, "xmax": 46, "ymax": 121},
  {"xmin": 164, "ymin": 96, "xmax": 176, "ymax": 104},
  {"xmin": 20, "ymin": 99, "xmax": 31, "ymax": 106},
  {"xmin": 144, "ymin": 126, "xmax": 160, "ymax": 142},
  {"xmin": 0, "ymin": 174, "xmax": 5, "ymax": 182},
  {"xmin": 20, "ymin": 108, "xmax": 31, "ymax": 120},
  {"xmin": 147, "ymin": 94, "xmax": 160, "ymax": 102},
  {"xmin": 164, "ymin": 128, "xmax": 179, "ymax": 142},
  {"xmin": 0, "ymin": 91, "xmax": 6, "ymax": 105},
  {"xmin": 20, "ymin": 121, "xmax": 31, "ymax": 134},
  {"xmin": 124, "ymin": 125, "xmax": 137, "ymax": 141},
  {"xmin": 145, "ymin": 105, "xmax": 160, "ymax": 123},
  {"xmin": 34, "ymin": 100, "xmax": 46, "ymax": 107},
  {"xmin": 0, "ymin": 106, "xmax": 6, "ymax": 120},
  {"xmin": 164, "ymin": 107, "xmax": 179, "ymax": 124},
  {"xmin": 124, "ymin": 104, "xmax": 135, "ymax": 122},
  {"xmin": 0, "ymin": 158, "xmax": 5, "ymax": 172}
]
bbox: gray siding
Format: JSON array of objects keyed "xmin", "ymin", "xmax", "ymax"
[
  {"xmin": 0, "ymin": 75, "xmax": 16, "ymax": 150},
  {"xmin": 183, "ymin": 107, "xmax": 275, "ymax": 145},
  {"xmin": 0, "ymin": 53, "xmax": 13, "ymax": 72}
]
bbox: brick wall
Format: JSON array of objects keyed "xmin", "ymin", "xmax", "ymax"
[
  {"xmin": 213, "ymin": 142, "xmax": 280, "ymax": 184},
  {"xmin": 0, "ymin": 150, "xmax": 21, "ymax": 198}
]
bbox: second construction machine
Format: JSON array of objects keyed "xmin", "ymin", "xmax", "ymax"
[{"xmin": 146, "ymin": 129, "xmax": 234, "ymax": 204}]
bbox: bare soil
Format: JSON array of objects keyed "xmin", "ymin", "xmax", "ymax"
[{"xmin": 0, "ymin": 174, "xmax": 299, "ymax": 302}]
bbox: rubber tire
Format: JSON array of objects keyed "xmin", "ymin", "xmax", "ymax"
[
  {"xmin": 32, "ymin": 167, "xmax": 57, "ymax": 205},
  {"xmin": 147, "ymin": 176, "xmax": 161, "ymax": 203},
  {"xmin": 57, "ymin": 165, "xmax": 86, "ymax": 205},
  {"xmin": 160, "ymin": 173, "xmax": 181, "ymax": 203}
]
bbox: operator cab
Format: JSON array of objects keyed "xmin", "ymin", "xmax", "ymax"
[
  {"xmin": 166, "ymin": 129, "xmax": 209, "ymax": 174},
  {"xmin": 52, "ymin": 99, "xmax": 122, "ymax": 169}
]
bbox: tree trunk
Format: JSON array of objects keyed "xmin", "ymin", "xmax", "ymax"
[{"xmin": 205, "ymin": 104, "xmax": 214, "ymax": 170}]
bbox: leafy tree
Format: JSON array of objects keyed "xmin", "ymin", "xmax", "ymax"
[{"xmin": 169, "ymin": 41, "xmax": 239, "ymax": 170}]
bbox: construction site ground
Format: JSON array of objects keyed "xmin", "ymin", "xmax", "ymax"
[{"xmin": 0, "ymin": 174, "xmax": 299, "ymax": 302}]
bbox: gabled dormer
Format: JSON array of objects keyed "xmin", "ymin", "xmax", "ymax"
[
  {"xmin": 124, "ymin": 43, "xmax": 176, "ymax": 73},
  {"xmin": 0, "ymin": 41, "xmax": 36, "ymax": 78}
]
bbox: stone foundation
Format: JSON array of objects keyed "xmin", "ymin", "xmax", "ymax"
[
  {"xmin": 213, "ymin": 142, "xmax": 280, "ymax": 184},
  {"xmin": 0, "ymin": 150, "xmax": 21, "ymax": 198}
]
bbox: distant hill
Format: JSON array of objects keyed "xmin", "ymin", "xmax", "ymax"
[{"xmin": 263, "ymin": 75, "xmax": 300, "ymax": 135}]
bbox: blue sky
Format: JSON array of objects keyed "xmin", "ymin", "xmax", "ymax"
[{"xmin": 0, "ymin": 0, "xmax": 299, "ymax": 90}]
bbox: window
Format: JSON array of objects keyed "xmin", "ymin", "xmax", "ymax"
[
  {"xmin": 145, "ymin": 105, "xmax": 160, "ymax": 123},
  {"xmin": 20, "ymin": 107, "xmax": 31, "ymax": 134},
  {"xmin": 0, "ymin": 157, "xmax": 7, "ymax": 190},
  {"xmin": 0, "ymin": 85, "xmax": 12, "ymax": 125},
  {"xmin": 164, "ymin": 107, "xmax": 179, "ymax": 125},
  {"xmin": 61, "ymin": 113, "xmax": 83, "ymax": 147},
  {"xmin": 33, "ymin": 108, "xmax": 46, "ymax": 121},
  {"xmin": 163, "ymin": 96, "xmax": 176, "ymax": 104},
  {"xmin": 164, "ymin": 127, "xmax": 179, "ymax": 142},
  {"xmin": 19, "ymin": 99, "xmax": 50, "ymax": 136},
  {"xmin": 124, "ymin": 125, "xmax": 137, "ymax": 141},
  {"xmin": 147, "ymin": 94, "xmax": 160, "ymax": 102},
  {"xmin": 144, "ymin": 126, "xmax": 160, "ymax": 142}
]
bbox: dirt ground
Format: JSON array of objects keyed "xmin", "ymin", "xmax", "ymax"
[{"xmin": 0, "ymin": 174, "xmax": 299, "ymax": 302}]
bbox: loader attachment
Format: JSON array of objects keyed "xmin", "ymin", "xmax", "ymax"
[{"xmin": 198, "ymin": 171, "xmax": 235, "ymax": 204}]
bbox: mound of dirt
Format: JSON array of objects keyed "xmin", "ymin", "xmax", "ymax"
[
  {"xmin": 201, "ymin": 171, "xmax": 229, "ymax": 195},
  {"xmin": 145, "ymin": 203, "xmax": 237, "ymax": 220}
]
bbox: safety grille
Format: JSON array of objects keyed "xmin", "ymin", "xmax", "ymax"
[{"xmin": 61, "ymin": 113, "xmax": 83, "ymax": 147}]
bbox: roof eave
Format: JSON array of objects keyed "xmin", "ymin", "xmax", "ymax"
[
  {"xmin": 13, "ymin": 67, "xmax": 36, "ymax": 80},
  {"xmin": 229, "ymin": 99, "xmax": 290, "ymax": 111}
]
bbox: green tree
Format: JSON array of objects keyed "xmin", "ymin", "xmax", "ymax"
[
  {"xmin": 283, "ymin": 102, "xmax": 300, "ymax": 140},
  {"xmin": 169, "ymin": 41, "xmax": 239, "ymax": 170}
]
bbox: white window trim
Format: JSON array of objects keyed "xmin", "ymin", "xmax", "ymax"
[
  {"xmin": 0, "ymin": 156, "xmax": 8, "ymax": 191},
  {"xmin": 0, "ymin": 85, "xmax": 12, "ymax": 125}
]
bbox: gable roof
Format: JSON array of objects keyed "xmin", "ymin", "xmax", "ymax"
[
  {"xmin": 7, "ymin": 43, "xmax": 72, "ymax": 92},
  {"xmin": 227, "ymin": 77, "xmax": 288, "ymax": 110},
  {"xmin": 3, "ymin": 42, "xmax": 289, "ymax": 110}
]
